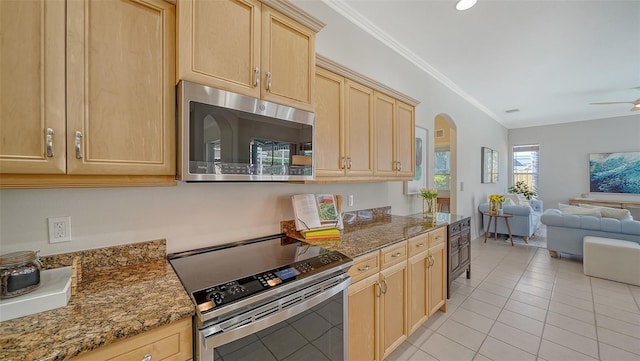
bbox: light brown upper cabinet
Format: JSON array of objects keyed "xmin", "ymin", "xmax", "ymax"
[
  {"xmin": 1, "ymin": 0, "xmax": 176, "ymax": 187},
  {"xmin": 1, "ymin": 0, "xmax": 66, "ymax": 174},
  {"xmin": 374, "ymin": 93, "xmax": 415, "ymax": 178},
  {"xmin": 314, "ymin": 56, "xmax": 418, "ymax": 183},
  {"xmin": 314, "ymin": 67, "xmax": 345, "ymax": 177},
  {"xmin": 314, "ymin": 69, "xmax": 374, "ymax": 178},
  {"xmin": 177, "ymin": 0, "xmax": 321, "ymax": 112}
]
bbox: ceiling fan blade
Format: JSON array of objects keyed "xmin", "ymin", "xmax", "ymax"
[{"xmin": 589, "ymin": 101, "xmax": 635, "ymax": 105}]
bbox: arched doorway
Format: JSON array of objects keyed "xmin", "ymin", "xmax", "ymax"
[{"xmin": 434, "ymin": 114, "xmax": 457, "ymax": 214}]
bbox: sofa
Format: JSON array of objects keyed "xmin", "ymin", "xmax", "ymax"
[
  {"xmin": 541, "ymin": 208, "xmax": 640, "ymax": 257},
  {"xmin": 478, "ymin": 199, "xmax": 543, "ymax": 239}
]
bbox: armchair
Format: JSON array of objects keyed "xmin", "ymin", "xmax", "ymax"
[{"xmin": 478, "ymin": 199, "xmax": 543, "ymax": 240}]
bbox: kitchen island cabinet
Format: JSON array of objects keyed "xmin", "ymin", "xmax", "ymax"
[
  {"xmin": 177, "ymin": 0, "xmax": 323, "ymax": 112},
  {"xmin": 0, "ymin": 0, "xmax": 176, "ymax": 188}
]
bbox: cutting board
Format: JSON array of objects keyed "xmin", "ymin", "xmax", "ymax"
[{"xmin": 0, "ymin": 266, "xmax": 72, "ymax": 322}]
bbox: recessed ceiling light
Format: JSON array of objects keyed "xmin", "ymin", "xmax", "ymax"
[{"xmin": 456, "ymin": 0, "xmax": 477, "ymax": 11}]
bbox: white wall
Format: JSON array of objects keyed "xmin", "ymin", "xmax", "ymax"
[
  {"xmin": 0, "ymin": 2, "xmax": 507, "ymax": 256},
  {"xmin": 509, "ymin": 115, "xmax": 640, "ymax": 217}
]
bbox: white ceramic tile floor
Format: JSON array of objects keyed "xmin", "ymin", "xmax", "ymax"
[{"xmin": 384, "ymin": 236, "xmax": 640, "ymax": 361}]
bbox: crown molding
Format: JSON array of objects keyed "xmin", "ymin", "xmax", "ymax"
[
  {"xmin": 321, "ymin": 0, "xmax": 502, "ymax": 123},
  {"xmin": 262, "ymin": 0, "xmax": 326, "ymax": 33},
  {"xmin": 317, "ymin": 54, "xmax": 420, "ymax": 106}
]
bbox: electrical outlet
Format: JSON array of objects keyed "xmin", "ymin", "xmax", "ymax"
[
  {"xmin": 348, "ymin": 195, "xmax": 354, "ymax": 207},
  {"xmin": 48, "ymin": 216, "xmax": 71, "ymax": 243}
]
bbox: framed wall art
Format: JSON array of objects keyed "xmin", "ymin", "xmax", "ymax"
[
  {"xmin": 404, "ymin": 126, "xmax": 428, "ymax": 195},
  {"xmin": 589, "ymin": 151, "xmax": 640, "ymax": 194},
  {"xmin": 481, "ymin": 147, "xmax": 498, "ymax": 183}
]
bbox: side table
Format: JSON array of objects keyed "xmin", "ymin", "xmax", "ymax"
[{"xmin": 483, "ymin": 212, "xmax": 516, "ymax": 246}]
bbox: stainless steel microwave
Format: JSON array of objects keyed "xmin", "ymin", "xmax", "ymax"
[{"xmin": 177, "ymin": 81, "xmax": 315, "ymax": 181}]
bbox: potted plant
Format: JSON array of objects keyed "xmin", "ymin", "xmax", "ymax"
[
  {"xmin": 420, "ymin": 188, "xmax": 438, "ymax": 218},
  {"xmin": 488, "ymin": 194, "xmax": 505, "ymax": 214},
  {"xmin": 508, "ymin": 181, "xmax": 537, "ymax": 200}
]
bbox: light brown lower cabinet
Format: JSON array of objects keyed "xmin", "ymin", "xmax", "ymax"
[
  {"xmin": 348, "ymin": 227, "xmax": 447, "ymax": 360},
  {"xmin": 71, "ymin": 317, "xmax": 192, "ymax": 361}
]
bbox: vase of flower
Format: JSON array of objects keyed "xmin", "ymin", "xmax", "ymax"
[
  {"xmin": 488, "ymin": 194, "xmax": 505, "ymax": 215},
  {"xmin": 420, "ymin": 188, "xmax": 438, "ymax": 218}
]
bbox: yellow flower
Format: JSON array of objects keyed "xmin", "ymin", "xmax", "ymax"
[
  {"xmin": 489, "ymin": 194, "xmax": 505, "ymax": 203},
  {"xmin": 419, "ymin": 188, "xmax": 438, "ymax": 199}
]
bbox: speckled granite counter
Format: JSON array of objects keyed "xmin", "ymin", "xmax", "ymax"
[
  {"xmin": 284, "ymin": 207, "xmax": 470, "ymax": 258},
  {"xmin": 0, "ymin": 240, "xmax": 194, "ymax": 361}
]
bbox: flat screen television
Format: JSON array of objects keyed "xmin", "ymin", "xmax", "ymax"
[{"xmin": 589, "ymin": 151, "xmax": 640, "ymax": 194}]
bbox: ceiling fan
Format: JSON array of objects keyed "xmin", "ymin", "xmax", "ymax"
[{"xmin": 590, "ymin": 98, "xmax": 640, "ymax": 112}]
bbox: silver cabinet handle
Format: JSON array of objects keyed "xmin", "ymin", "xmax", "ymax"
[
  {"xmin": 397, "ymin": 161, "xmax": 402, "ymax": 171},
  {"xmin": 254, "ymin": 67, "xmax": 260, "ymax": 87},
  {"xmin": 429, "ymin": 255, "xmax": 435, "ymax": 267},
  {"xmin": 266, "ymin": 71, "xmax": 272, "ymax": 91},
  {"xmin": 382, "ymin": 279, "xmax": 388, "ymax": 294},
  {"xmin": 391, "ymin": 252, "xmax": 402, "ymax": 258},
  {"xmin": 416, "ymin": 243, "xmax": 425, "ymax": 248},
  {"xmin": 74, "ymin": 131, "xmax": 83, "ymax": 159},
  {"xmin": 347, "ymin": 157, "xmax": 352, "ymax": 169},
  {"xmin": 358, "ymin": 265, "xmax": 370, "ymax": 272},
  {"xmin": 341, "ymin": 156, "xmax": 346, "ymax": 169},
  {"xmin": 375, "ymin": 281, "xmax": 382, "ymax": 297},
  {"xmin": 46, "ymin": 128, "xmax": 54, "ymax": 157},
  {"xmin": 142, "ymin": 354, "xmax": 152, "ymax": 361}
]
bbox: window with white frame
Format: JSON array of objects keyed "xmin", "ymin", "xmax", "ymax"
[
  {"xmin": 512, "ymin": 144, "xmax": 539, "ymax": 193},
  {"xmin": 434, "ymin": 147, "xmax": 450, "ymax": 191}
]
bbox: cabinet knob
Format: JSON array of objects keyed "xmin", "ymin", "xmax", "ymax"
[
  {"xmin": 74, "ymin": 131, "xmax": 83, "ymax": 159},
  {"xmin": 142, "ymin": 353, "xmax": 152, "ymax": 361},
  {"xmin": 46, "ymin": 128, "xmax": 55, "ymax": 157}
]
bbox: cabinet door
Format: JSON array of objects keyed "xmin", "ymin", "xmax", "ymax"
[
  {"xmin": 261, "ymin": 5, "xmax": 315, "ymax": 111},
  {"xmin": 348, "ymin": 274, "xmax": 380, "ymax": 361},
  {"xmin": 395, "ymin": 101, "xmax": 415, "ymax": 177},
  {"xmin": 380, "ymin": 261, "xmax": 408, "ymax": 360},
  {"xmin": 428, "ymin": 242, "xmax": 447, "ymax": 316},
  {"xmin": 408, "ymin": 251, "xmax": 429, "ymax": 334},
  {"xmin": 373, "ymin": 92, "xmax": 396, "ymax": 176},
  {"xmin": 460, "ymin": 231, "xmax": 471, "ymax": 266},
  {"xmin": 0, "ymin": 0, "xmax": 66, "ymax": 174},
  {"xmin": 177, "ymin": 0, "xmax": 261, "ymax": 98},
  {"xmin": 344, "ymin": 80, "xmax": 374, "ymax": 176},
  {"xmin": 314, "ymin": 67, "xmax": 345, "ymax": 176},
  {"xmin": 66, "ymin": 0, "xmax": 175, "ymax": 175},
  {"xmin": 449, "ymin": 234, "xmax": 461, "ymax": 273}
]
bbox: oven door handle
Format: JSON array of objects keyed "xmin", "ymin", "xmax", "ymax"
[{"xmin": 200, "ymin": 274, "xmax": 351, "ymax": 351}]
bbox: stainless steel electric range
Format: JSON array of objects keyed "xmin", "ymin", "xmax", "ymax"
[{"xmin": 168, "ymin": 233, "xmax": 352, "ymax": 361}]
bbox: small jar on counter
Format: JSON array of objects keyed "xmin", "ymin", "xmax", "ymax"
[{"xmin": 0, "ymin": 251, "xmax": 42, "ymax": 298}]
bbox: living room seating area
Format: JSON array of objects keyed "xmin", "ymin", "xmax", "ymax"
[{"xmin": 479, "ymin": 199, "xmax": 543, "ymax": 240}]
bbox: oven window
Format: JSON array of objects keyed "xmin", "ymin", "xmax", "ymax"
[{"xmin": 213, "ymin": 293, "xmax": 344, "ymax": 361}]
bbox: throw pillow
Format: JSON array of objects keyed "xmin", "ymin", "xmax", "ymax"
[
  {"xmin": 559, "ymin": 203, "xmax": 602, "ymax": 217},
  {"xmin": 578, "ymin": 204, "xmax": 633, "ymax": 220},
  {"xmin": 505, "ymin": 194, "xmax": 519, "ymax": 205},
  {"xmin": 515, "ymin": 194, "xmax": 529, "ymax": 206}
]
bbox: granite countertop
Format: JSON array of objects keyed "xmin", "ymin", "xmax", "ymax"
[
  {"xmin": 0, "ymin": 240, "xmax": 194, "ymax": 361},
  {"xmin": 284, "ymin": 207, "xmax": 470, "ymax": 258}
]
